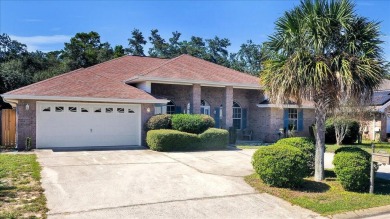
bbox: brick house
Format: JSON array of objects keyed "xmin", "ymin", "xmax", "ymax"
[{"xmin": 1, "ymin": 54, "xmax": 315, "ymax": 150}]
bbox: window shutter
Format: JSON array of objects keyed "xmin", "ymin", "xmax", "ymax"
[
  {"xmin": 175, "ymin": 106, "xmax": 182, "ymax": 114},
  {"xmin": 214, "ymin": 107, "xmax": 220, "ymax": 128},
  {"xmin": 242, "ymin": 108, "xmax": 247, "ymax": 129},
  {"xmin": 298, "ymin": 109, "xmax": 304, "ymax": 131},
  {"xmin": 283, "ymin": 109, "xmax": 289, "ymax": 130}
]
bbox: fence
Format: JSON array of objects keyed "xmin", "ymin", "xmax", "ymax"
[{"xmin": 1, "ymin": 109, "xmax": 16, "ymax": 146}]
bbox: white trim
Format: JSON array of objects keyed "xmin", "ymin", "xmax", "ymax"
[
  {"xmin": 126, "ymin": 77, "xmax": 261, "ymax": 90},
  {"xmin": 36, "ymin": 101, "xmax": 142, "ymax": 148},
  {"xmin": 256, "ymin": 104, "xmax": 315, "ymax": 109},
  {"xmin": 1, "ymin": 95, "xmax": 169, "ymax": 104}
]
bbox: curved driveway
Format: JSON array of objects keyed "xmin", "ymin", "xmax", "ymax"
[{"xmin": 36, "ymin": 148, "xmax": 325, "ymax": 219}]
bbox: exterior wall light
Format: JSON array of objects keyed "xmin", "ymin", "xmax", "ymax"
[
  {"xmin": 146, "ymin": 107, "xmax": 151, "ymax": 113},
  {"xmin": 25, "ymin": 103, "xmax": 30, "ymax": 111}
]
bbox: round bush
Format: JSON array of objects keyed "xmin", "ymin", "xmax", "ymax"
[
  {"xmin": 252, "ymin": 145, "xmax": 307, "ymax": 188},
  {"xmin": 325, "ymin": 118, "xmax": 359, "ymax": 144},
  {"xmin": 333, "ymin": 150, "xmax": 371, "ymax": 192},
  {"xmin": 274, "ymin": 137, "xmax": 315, "ymax": 176},
  {"xmin": 145, "ymin": 114, "xmax": 172, "ymax": 131},
  {"xmin": 172, "ymin": 114, "xmax": 215, "ymax": 134}
]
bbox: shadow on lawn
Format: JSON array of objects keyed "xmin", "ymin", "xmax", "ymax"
[{"xmin": 292, "ymin": 180, "xmax": 331, "ymax": 193}]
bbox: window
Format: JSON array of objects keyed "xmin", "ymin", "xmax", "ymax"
[
  {"xmin": 55, "ymin": 106, "xmax": 64, "ymax": 112},
  {"xmin": 200, "ymin": 100, "xmax": 210, "ymax": 115},
  {"xmin": 288, "ymin": 108, "xmax": 298, "ymax": 130},
  {"xmin": 42, "ymin": 107, "xmax": 51, "ymax": 112},
  {"xmin": 68, "ymin": 107, "xmax": 77, "ymax": 112},
  {"xmin": 81, "ymin": 108, "xmax": 89, "ymax": 112},
  {"xmin": 106, "ymin": 108, "xmax": 113, "ymax": 113},
  {"xmin": 128, "ymin": 109, "xmax": 135, "ymax": 113},
  {"xmin": 233, "ymin": 101, "xmax": 242, "ymax": 130},
  {"xmin": 155, "ymin": 104, "xmax": 167, "ymax": 115},
  {"xmin": 94, "ymin": 108, "xmax": 102, "ymax": 113},
  {"xmin": 117, "ymin": 108, "xmax": 124, "ymax": 113},
  {"xmin": 166, "ymin": 101, "xmax": 175, "ymax": 114}
]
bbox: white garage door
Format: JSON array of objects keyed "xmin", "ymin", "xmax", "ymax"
[{"xmin": 36, "ymin": 102, "xmax": 141, "ymax": 148}]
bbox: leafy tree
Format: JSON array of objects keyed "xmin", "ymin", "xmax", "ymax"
[
  {"xmin": 260, "ymin": 0, "xmax": 385, "ymax": 181},
  {"xmin": 0, "ymin": 59, "xmax": 33, "ymax": 94},
  {"xmin": 180, "ymin": 36, "xmax": 207, "ymax": 59},
  {"xmin": 0, "ymin": 33, "xmax": 28, "ymax": 63},
  {"xmin": 148, "ymin": 29, "xmax": 169, "ymax": 58},
  {"xmin": 113, "ymin": 45, "xmax": 125, "ymax": 58},
  {"xmin": 167, "ymin": 31, "xmax": 182, "ymax": 57},
  {"xmin": 126, "ymin": 29, "xmax": 146, "ymax": 56},
  {"xmin": 230, "ymin": 40, "xmax": 267, "ymax": 76},
  {"xmin": 61, "ymin": 31, "xmax": 114, "ymax": 70},
  {"xmin": 205, "ymin": 36, "xmax": 231, "ymax": 67}
]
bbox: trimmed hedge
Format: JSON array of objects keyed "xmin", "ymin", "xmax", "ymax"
[
  {"xmin": 274, "ymin": 137, "xmax": 315, "ymax": 176},
  {"xmin": 147, "ymin": 129, "xmax": 199, "ymax": 151},
  {"xmin": 145, "ymin": 114, "xmax": 172, "ymax": 131},
  {"xmin": 252, "ymin": 145, "xmax": 307, "ymax": 188},
  {"xmin": 172, "ymin": 114, "xmax": 215, "ymax": 134},
  {"xmin": 325, "ymin": 118, "xmax": 359, "ymax": 144},
  {"xmin": 147, "ymin": 128, "xmax": 228, "ymax": 151},
  {"xmin": 199, "ymin": 128, "xmax": 229, "ymax": 150},
  {"xmin": 333, "ymin": 149, "xmax": 371, "ymax": 192}
]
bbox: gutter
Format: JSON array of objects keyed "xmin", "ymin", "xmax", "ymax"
[{"xmin": 1, "ymin": 94, "xmax": 170, "ymax": 105}]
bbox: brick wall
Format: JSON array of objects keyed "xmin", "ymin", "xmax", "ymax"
[
  {"xmin": 250, "ymin": 107, "xmax": 315, "ymax": 143},
  {"xmin": 141, "ymin": 103, "xmax": 154, "ymax": 146},
  {"xmin": 16, "ymin": 100, "xmax": 36, "ymax": 150}
]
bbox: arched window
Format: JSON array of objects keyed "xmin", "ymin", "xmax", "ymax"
[
  {"xmin": 166, "ymin": 101, "xmax": 176, "ymax": 114},
  {"xmin": 233, "ymin": 101, "xmax": 242, "ymax": 129},
  {"xmin": 200, "ymin": 100, "xmax": 211, "ymax": 115}
]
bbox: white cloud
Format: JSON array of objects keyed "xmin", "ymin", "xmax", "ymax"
[{"xmin": 9, "ymin": 35, "xmax": 71, "ymax": 52}]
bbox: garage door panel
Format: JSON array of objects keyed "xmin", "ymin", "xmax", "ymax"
[{"xmin": 36, "ymin": 102, "xmax": 141, "ymax": 148}]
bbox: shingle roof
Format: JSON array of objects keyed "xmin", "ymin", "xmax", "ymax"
[
  {"xmin": 132, "ymin": 54, "xmax": 259, "ymax": 86},
  {"xmin": 4, "ymin": 56, "xmax": 167, "ymax": 100},
  {"xmin": 372, "ymin": 90, "xmax": 390, "ymax": 106},
  {"xmin": 3, "ymin": 54, "xmax": 260, "ymax": 100}
]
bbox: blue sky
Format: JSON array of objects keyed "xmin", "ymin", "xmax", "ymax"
[{"xmin": 1, "ymin": 0, "xmax": 389, "ymax": 60}]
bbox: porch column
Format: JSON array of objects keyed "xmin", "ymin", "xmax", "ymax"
[
  {"xmin": 223, "ymin": 86, "xmax": 233, "ymax": 128},
  {"xmin": 191, "ymin": 84, "xmax": 201, "ymax": 114}
]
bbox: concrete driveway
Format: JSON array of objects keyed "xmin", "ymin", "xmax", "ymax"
[{"xmin": 36, "ymin": 148, "xmax": 324, "ymax": 219}]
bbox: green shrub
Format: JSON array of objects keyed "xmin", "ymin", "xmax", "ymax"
[
  {"xmin": 145, "ymin": 114, "xmax": 172, "ymax": 131},
  {"xmin": 274, "ymin": 137, "xmax": 315, "ymax": 176},
  {"xmin": 146, "ymin": 129, "xmax": 199, "ymax": 151},
  {"xmin": 199, "ymin": 128, "xmax": 228, "ymax": 150},
  {"xmin": 325, "ymin": 118, "xmax": 359, "ymax": 144},
  {"xmin": 335, "ymin": 146, "xmax": 379, "ymax": 173},
  {"xmin": 172, "ymin": 114, "xmax": 215, "ymax": 134},
  {"xmin": 333, "ymin": 150, "xmax": 371, "ymax": 192},
  {"xmin": 252, "ymin": 145, "xmax": 307, "ymax": 188},
  {"xmin": 146, "ymin": 128, "xmax": 228, "ymax": 151}
]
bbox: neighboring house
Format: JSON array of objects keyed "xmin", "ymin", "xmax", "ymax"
[
  {"xmin": 365, "ymin": 79, "xmax": 390, "ymax": 141},
  {"xmin": 1, "ymin": 54, "xmax": 315, "ymax": 150}
]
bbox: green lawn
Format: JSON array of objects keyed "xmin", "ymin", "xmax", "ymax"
[
  {"xmin": 245, "ymin": 170, "xmax": 390, "ymax": 216},
  {"xmin": 0, "ymin": 154, "xmax": 47, "ymax": 219},
  {"xmin": 326, "ymin": 141, "xmax": 390, "ymax": 154}
]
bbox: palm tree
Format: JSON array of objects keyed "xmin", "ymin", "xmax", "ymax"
[{"xmin": 261, "ymin": 0, "xmax": 386, "ymax": 181}]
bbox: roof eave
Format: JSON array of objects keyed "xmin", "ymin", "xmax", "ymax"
[
  {"xmin": 1, "ymin": 94, "xmax": 169, "ymax": 104},
  {"xmin": 126, "ymin": 76, "xmax": 261, "ymax": 90},
  {"xmin": 256, "ymin": 103, "xmax": 315, "ymax": 109}
]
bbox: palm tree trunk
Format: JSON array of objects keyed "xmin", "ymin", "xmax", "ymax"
[{"xmin": 314, "ymin": 101, "xmax": 326, "ymax": 181}]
